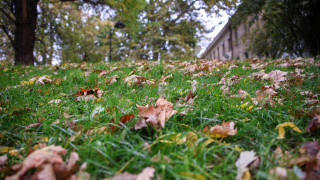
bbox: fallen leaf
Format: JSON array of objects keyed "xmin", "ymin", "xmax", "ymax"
[
  {"xmin": 186, "ymin": 131, "xmax": 198, "ymax": 148},
  {"xmin": 301, "ymin": 141, "xmax": 320, "ymax": 180},
  {"xmin": 136, "ymin": 167, "xmax": 155, "ymax": 180},
  {"xmin": 306, "ymin": 116, "xmax": 320, "ymax": 133},
  {"xmin": 235, "ymin": 151, "xmax": 259, "ymax": 180},
  {"xmin": 90, "ymin": 105, "xmax": 105, "ymax": 119},
  {"xmin": 0, "ymin": 147, "xmax": 14, "ymax": 153},
  {"xmin": 36, "ymin": 75, "xmax": 52, "ymax": 85},
  {"xmin": 0, "ymin": 154, "xmax": 7, "ymax": 166},
  {"xmin": 151, "ymin": 154, "xmax": 171, "ymax": 163},
  {"xmin": 180, "ymin": 172, "xmax": 205, "ymax": 180},
  {"xmin": 110, "ymin": 114, "xmax": 135, "ymax": 133},
  {"xmin": 135, "ymin": 97, "xmax": 177, "ymax": 129},
  {"xmin": 26, "ymin": 122, "xmax": 41, "ymax": 128},
  {"xmin": 106, "ymin": 75, "xmax": 119, "ymax": 84},
  {"xmin": 276, "ymin": 122, "xmax": 302, "ymax": 139},
  {"xmin": 191, "ymin": 80, "xmax": 198, "ymax": 93},
  {"xmin": 204, "ymin": 121, "xmax": 237, "ymax": 138},
  {"xmin": 240, "ymin": 87, "xmax": 249, "ymax": 96},
  {"xmin": 124, "ymin": 75, "xmax": 148, "ymax": 87},
  {"xmin": 72, "ymin": 85, "xmax": 103, "ymax": 102},
  {"xmin": 5, "ymin": 146, "xmax": 85, "ymax": 180},
  {"xmin": 106, "ymin": 167, "xmax": 155, "ymax": 180},
  {"xmin": 255, "ymin": 86, "xmax": 278, "ymax": 106},
  {"xmin": 48, "ymin": 99, "xmax": 61, "ymax": 104},
  {"xmin": 267, "ymin": 70, "xmax": 288, "ymax": 83},
  {"xmin": 269, "ymin": 167, "xmax": 288, "ymax": 180},
  {"xmin": 6, "ymin": 145, "xmax": 66, "ymax": 179}
]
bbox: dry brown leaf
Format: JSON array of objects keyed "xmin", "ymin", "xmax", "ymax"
[
  {"xmin": 267, "ymin": 70, "xmax": 287, "ymax": 83},
  {"xmin": 0, "ymin": 154, "xmax": 7, "ymax": 169},
  {"xmin": 124, "ymin": 75, "xmax": 148, "ymax": 87},
  {"xmin": 6, "ymin": 145, "xmax": 66, "ymax": 180},
  {"xmin": 191, "ymin": 80, "xmax": 198, "ymax": 93},
  {"xmin": 98, "ymin": 70, "xmax": 109, "ymax": 78},
  {"xmin": 306, "ymin": 116, "xmax": 320, "ymax": 133},
  {"xmin": 48, "ymin": 99, "xmax": 61, "ymax": 104},
  {"xmin": 5, "ymin": 146, "xmax": 84, "ymax": 180},
  {"xmin": 72, "ymin": 85, "xmax": 103, "ymax": 102},
  {"xmin": 204, "ymin": 121, "xmax": 237, "ymax": 138},
  {"xmin": 106, "ymin": 75, "xmax": 119, "ymax": 84},
  {"xmin": 136, "ymin": 167, "xmax": 155, "ymax": 180},
  {"xmin": 26, "ymin": 122, "xmax": 41, "ymax": 128},
  {"xmin": 269, "ymin": 167, "xmax": 288, "ymax": 180},
  {"xmin": 235, "ymin": 151, "xmax": 259, "ymax": 180},
  {"xmin": 135, "ymin": 98, "xmax": 177, "ymax": 129},
  {"xmin": 300, "ymin": 141, "xmax": 320, "ymax": 180},
  {"xmin": 238, "ymin": 89, "xmax": 249, "ymax": 100},
  {"xmin": 106, "ymin": 167, "xmax": 155, "ymax": 180},
  {"xmin": 32, "ymin": 163, "xmax": 55, "ymax": 180},
  {"xmin": 159, "ymin": 74, "xmax": 172, "ymax": 82},
  {"xmin": 255, "ymin": 86, "xmax": 278, "ymax": 106},
  {"xmin": 300, "ymin": 141, "xmax": 320, "ymax": 158}
]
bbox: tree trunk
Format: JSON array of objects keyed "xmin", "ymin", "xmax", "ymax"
[{"xmin": 14, "ymin": 0, "xmax": 39, "ymax": 65}]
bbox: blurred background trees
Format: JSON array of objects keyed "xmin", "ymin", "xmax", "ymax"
[
  {"xmin": 0, "ymin": 0, "xmax": 237, "ymax": 65},
  {"xmin": 234, "ymin": 0, "xmax": 320, "ymax": 58}
]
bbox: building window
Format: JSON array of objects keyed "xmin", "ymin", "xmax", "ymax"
[
  {"xmin": 235, "ymin": 28, "xmax": 238, "ymax": 46},
  {"xmin": 244, "ymin": 52, "xmax": 249, "ymax": 59},
  {"xmin": 228, "ymin": 38, "xmax": 231, "ymax": 51},
  {"xmin": 213, "ymin": 51, "xmax": 215, "ymax": 59},
  {"xmin": 217, "ymin": 47, "xmax": 220, "ymax": 59},
  {"xmin": 222, "ymin": 43, "xmax": 225, "ymax": 56}
]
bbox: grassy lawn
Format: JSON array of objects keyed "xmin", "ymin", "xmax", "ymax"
[{"xmin": 0, "ymin": 57, "xmax": 319, "ymax": 179}]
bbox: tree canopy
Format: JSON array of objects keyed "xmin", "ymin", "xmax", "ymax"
[
  {"xmin": 234, "ymin": 0, "xmax": 320, "ymax": 58},
  {"xmin": 0, "ymin": 0, "xmax": 237, "ymax": 65}
]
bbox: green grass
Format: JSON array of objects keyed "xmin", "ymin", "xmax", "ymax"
[{"xmin": 0, "ymin": 58, "xmax": 319, "ymax": 179}]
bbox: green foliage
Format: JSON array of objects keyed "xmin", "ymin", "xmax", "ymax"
[
  {"xmin": 108, "ymin": 0, "xmax": 237, "ymax": 61},
  {"xmin": 234, "ymin": 0, "xmax": 320, "ymax": 57}
]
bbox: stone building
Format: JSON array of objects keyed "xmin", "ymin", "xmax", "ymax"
[{"xmin": 201, "ymin": 16, "xmax": 258, "ymax": 60}]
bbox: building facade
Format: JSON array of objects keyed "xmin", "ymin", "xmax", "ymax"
[{"xmin": 202, "ymin": 17, "xmax": 256, "ymax": 60}]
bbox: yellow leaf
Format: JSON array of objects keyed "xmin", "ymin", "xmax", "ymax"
[
  {"xmin": 41, "ymin": 137, "xmax": 49, "ymax": 142},
  {"xmin": 0, "ymin": 147, "xmax": 14, "ymax": 153},
  {"xmin": 186, "ymin": 131, "xmax": 198, "ymax": 148},
  {"xmin": 246, "ymin": 105, "xmax": 253, "ymax": 112},
  {"xmin": 234, "ymin": 145, "xmax": 244, "ymax": 152},
  {"xmin": 172, "ymin": 133, "xmax": 186, "ymax": 144},
  {"xmin": 9, "ymin": 149, "xmax": 19, "ymax": 156},
  {"xmin": 242, "ymin": 170, "xmax": 251, "ymax": 180},
  {"xmin": 0, "ymin": 131, "xmax": 6, "ymax": 138},
  {"xmin": 276, "ymin": 122, "xmax": 303, "ymax": 139},
  {"xmin": 180, "ymin": 172, "xmax": 205, "ymax": 180}
]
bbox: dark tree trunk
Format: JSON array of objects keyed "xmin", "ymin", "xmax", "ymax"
[{"xmin": 14, "ymin": 0, "xmax": 39, "ymax": 65}]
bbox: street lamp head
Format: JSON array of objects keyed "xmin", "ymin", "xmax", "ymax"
[{"xmin": 115, "ymin": 21, "xmax": 125, "ymax": 29}]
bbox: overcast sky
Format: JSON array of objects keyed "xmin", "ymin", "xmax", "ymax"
[{"xmin": 198, "ymin": 11, "xmax": 230, "ymax": 57}]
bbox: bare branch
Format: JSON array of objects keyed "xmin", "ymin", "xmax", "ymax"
[
  {"xmin": 0, "ymin": 7, "xmax": 15, "ymax": 23},
  {"xmin": 0, "ymin": 24, "xmax": 14, "ymax": 47}
]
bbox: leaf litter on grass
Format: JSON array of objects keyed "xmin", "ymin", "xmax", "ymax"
[{"xmin": 1, "ymin": 57, "xmax": 320, "ymax": 179}]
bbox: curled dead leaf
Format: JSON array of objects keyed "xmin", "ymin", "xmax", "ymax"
[
  {"xmin": 235, "ymin": 151, "xmax": 259, "ymax": 180},
  {"xmin": 5, "ymin": 146, "xmax": 86, "ymax": 180},
  {"xmin": 306, "ymin": 116, "xmax": 320, "ymax": 133},
  {"xmin": 203, "ymin": 121, "xmax": 237, "ymax": 138},
  {"xmin": 135, "ymin": 98, "xmax": 176, "ymax": 129}
]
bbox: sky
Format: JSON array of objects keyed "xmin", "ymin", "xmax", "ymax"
[{"xmin": 197, "ymin": 11, "xmax": 231, "ymax": 57}]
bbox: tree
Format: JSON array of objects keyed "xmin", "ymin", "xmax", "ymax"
[
  {"xmin": 108, "ymin": 0, "xmax": 237, "ymax": 61},
  {"xmin": 0, "ymin": 0, "xmax": 145, "ymax": 65},
  {"xmin": 234, "ymin": 0, "xmax": 320, "ymax": 57}
]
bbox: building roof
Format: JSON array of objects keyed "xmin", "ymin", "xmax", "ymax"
[{"xmin": 201, "ymin": 19, "xmax": 232, "ymax": 58}]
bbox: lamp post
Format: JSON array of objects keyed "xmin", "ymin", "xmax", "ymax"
[{"xmin": 109, "ymin": 21, "xmax": 125, "ymax": 62}]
